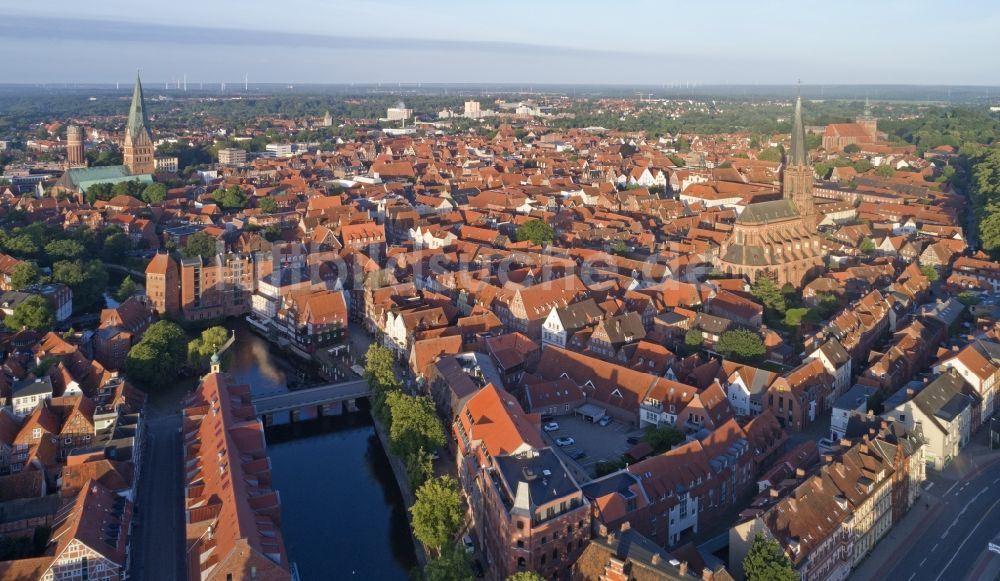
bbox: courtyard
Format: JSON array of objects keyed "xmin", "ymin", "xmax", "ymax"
[{"xmin": 541, "ymin": 414, "xmax": 645, "ymax": 480}]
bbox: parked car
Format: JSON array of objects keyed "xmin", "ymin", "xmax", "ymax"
[
  {"xmin": 598, "ymin": 416, "xmax": 612, "ymax": 427},
  {"xmin": 626, "ymin": 436, "xmax": 640, "ymax": 445},
  {"xmin": 462, "ymin": 535, "xmax": 475, "ymax": 554},
  {"xmin": 571, "ymin": 450, "xmax": 587, "ymax": 460},
  {"xmin": 543, "ymin": 422, "xmax": 560, "ymax": 432},
  {"xmin": 555, "ymin": 436, "xmax": 575, "ymax": 447}
]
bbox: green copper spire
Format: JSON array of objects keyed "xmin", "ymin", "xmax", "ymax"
[
  {"xmin": 126, "ymin": 72, "xmax": 152, "ymax": 142},
  {"xmin": 789, "ymin": 95, "xmax": 808, "ymax": 167}
]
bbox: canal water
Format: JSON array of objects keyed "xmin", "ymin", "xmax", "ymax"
[{"xmin": 224, "ymin": 320, "xmax": 417, "ymax": 580}]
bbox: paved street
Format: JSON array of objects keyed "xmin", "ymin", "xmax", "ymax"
[
  {"xmin": 853, "ymin": 432, "xmax": 1000, "ymax": 581},
  {"xmin": 131, "ymin": 407, "xmax": 185, "ymax": 581}
]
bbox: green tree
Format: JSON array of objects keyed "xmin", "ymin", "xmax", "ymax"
[
  {"xmin": 815, "ymin": 294, "xmax": 840, "ymax": 320},
  {"xmin": 115, "ymin": 277, "xmax": 138, "ymax": 303},
  {"xmin": 259, "ymin": 196, "xmax": 278, "ymax": 214},
  {"xmin": 386, "ymin": 391, "xmax": 446, "ymax": 461},
  {"xmin": 426, "ymin": 544, "xmax": 472, "ymax": 581},
  {"xmin": 264, "ymin": 225, "xmax": 282, "ymax": 242},
  {"xmin": 980, "ymin": 203, "xmax": 1000, "ymax": 256},
  {"xmin": 875, "ymin": 164, "xmax": 896, "ymax": 178},
  {"xmin": 181, "ymin": 231, "xmax": 218, "ymax": 260},
  {"xmin": 684, "ymin": 329, "xmax": 704, "ymax": 350},
  {"xmin": 507, "ymin": 573, "xmax": 546, "ymax": 581},
  {"xmin": 751, "ymin": 273, "xmax": 786, "ymax": 313},
  {"xmin": 757, "ymin": 147, "xmax": 783, "ymax": 162},
  {"xmin": 595, "ymin": 457, "xmax": 628, "ymax": 476},
  {"xmin": 111, "ymin": 179, "xmax": 142, "ymax": 199},
  {"xmin": 187, "ymin": 326, "xmax": 229, "ymax": 367},
  {"xmin": 44, "ymin": 239, "xmax": 85, "ymax": 261},
  {"xmin": 867, "ymin": 390, "xmax": 887, "ymax": 414},
  {"xmin": 743, "ymin": 533, "xmax": 797, "ymax": 581},
  {"xmin": 717, "ymin": 330, "xmax": 766, "ymax": 361},
  {"xmin": 642, "ymin": 424, "xmax": 684, "ymax": 454},
  {"xmin": 85, "ymin": 182, "xmax": 114, "ymax": 205},
  {"xmin": 852, "ymin": 159, "xmax": 873, "ymax": 173},
  {"xmin": 920, "ymin": 264, "xmax": 940, "ymax": 282},
  {"xmin": 51, "ymin": 259, "xmax": 108, "ymax": 313},
  {"xmin": 859, "ymin": 237, "xmax": 876, "ymax": 254},
  {"xmin": 405, "ymin": 447, "xmax": 435, "ymax": 490},
  {"xmin": 8, "ymin": 262, "xmax": 40, "ymax": 290},
  {"xmin": 101, "ymin": 232, "xmax": 132, "ymax": 264},
  {"xmin": 141, "ymin": 183, "xmax": 167, "ymax": 204},
  {"xmin": 86, "ymin": 149, "xmax": 123, "ymax": 168},
  {"xmin": 365, "ymin": 344, "xmax": 401, "ymax": 392},
  {"xmin": 843, "ymin": 143, "xmax": 861, "ymax": 154},
  {"xmin": 365, "ymin": 343, "xmax": 402, "ymax": 422},
  {"xmin": 125, "ymin": 320, "xmax": 188, "ymax": 390},
  {"xmin": 4, "ymin": 234, "xmax": 39, "ymax": 257},
  {"xmin": 515, "ymin": 219, "xmax": 555, "ymax": 246},
  {"xmin": 957, "ymin": 290, "xmax": 980, "ymax": 307},
  {"xmin": 5, "ymin": 295, "xmax": 55, "ymax": 332},
  {"xmin": 410, "ymin": 476, "xmax": 464, "ymax": 556},
  {"xmin": 212, "ymin": 185, "xmax": 248, "ymax": 209}
]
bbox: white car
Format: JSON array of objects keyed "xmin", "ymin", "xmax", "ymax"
[
  {"xmin": 543, "ymin": 422, "xmax": 560, "ymax": 432},
  {"xmin": 555, "ymin": 436, "xmax": 575, "ymax": 447},
  {"xmin": 598, "ymin": 416, "xmax": 612, "ymax": 427},
  {"xmin": 463, "ymin": 535, "xmax": 475, "ymax": 554}
]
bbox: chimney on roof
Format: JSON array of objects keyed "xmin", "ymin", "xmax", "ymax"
[
  {"xmin": 839, "ymin": 439, "xmax": 851, "ymax": 448},
  {"xmin": 620, "ymin": 521, "xmax": 631, "ymax": 532},
  {"xmin": 822, "ymin": 454, "xmax": 834, "ymax": 463},
  {"xmin": 702, "ymin": 568, "xmax": 716, "ymax": 581},
  {"xmin": 679, "ymin": 561, "xmax": 688, "ymax": 576},
  {"xmin": 651, "ymin": 553, "xmax": 661, "ymax": 565},
  {"xmin": 795, "ymin": 468, "xmax": 806, "ymax": 478},
  {"xmin": 908, "ymin": 387, "xmax": 917, "ymax": 397},
  {"xmin": 769, "ymin": 488, "xmax": 780, "ymax": 498}
]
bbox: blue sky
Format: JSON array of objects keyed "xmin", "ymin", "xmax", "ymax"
[{"xmin": 3, "ymin": 1, "xmax": 998, "ymax": 85}]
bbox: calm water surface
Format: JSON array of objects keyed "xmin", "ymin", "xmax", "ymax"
[{"xmin": 226, "ymin": 320, "xmax": 416, "ymax": 580}]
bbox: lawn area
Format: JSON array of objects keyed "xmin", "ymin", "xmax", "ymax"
[{"xmin": 783, "ymin": 307, "xmax": 813, "ymax": 327}]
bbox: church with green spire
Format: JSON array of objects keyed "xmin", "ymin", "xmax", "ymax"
[
  {"xmin": 53, "ymin": 74, "xmax": 155, "ymax": 198},
  {"xmin": 122, "ymin": 73, "xmax": 156, "ymax": 175},
  {"xmin": 714, "ymin": 94, "xmax": 825, "ymax": 288}
]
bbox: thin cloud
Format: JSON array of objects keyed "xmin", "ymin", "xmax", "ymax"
[{"xmin": 2, "ymin": 14, "xmax": 663, "ymax": 59}]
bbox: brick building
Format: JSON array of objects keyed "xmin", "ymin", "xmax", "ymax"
[
  {"xmin": 716, "ymin": 97, "xmax": 824, "ymax": 288},
  {"xmin": 454, "ymin": 384, "xmax": 590, "ymax": 580},
  {"xmin": 182, "ymin": 371, "xmax": 294, "ymax": 580},
  {"xmin": 122, "ymin": 74, "xmax": 155, "ymax": 176}
]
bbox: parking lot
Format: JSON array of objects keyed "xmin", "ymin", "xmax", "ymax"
[{"xmin": 542, "ymin": 414, "xmax": 645, "ymax": 480}]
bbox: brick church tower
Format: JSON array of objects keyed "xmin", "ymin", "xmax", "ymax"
[
  {"xmin": 857, "ymin": 97, "xmax": 878, "ymax": 138},
  {"xmin": 123, "ymin": 73, "xmax": 156, "ymax": 175},
  {"xmin": 66, "ymin": 124, "xmax": 85, "ymax": 167},
  {"xmin": 782, "ymin": 95, "xmax": 817, "ymax": 224}
]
